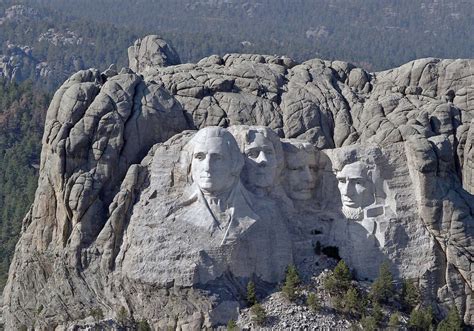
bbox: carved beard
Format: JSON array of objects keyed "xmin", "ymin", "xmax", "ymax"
[{"xmin": 341, "ymin": 205, "xmax": 363, "ymax": 221}]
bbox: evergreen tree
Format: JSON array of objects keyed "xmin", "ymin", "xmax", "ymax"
[
  {"xmin": 324, "ymin": 260, "xmax": 351, "ymax": 295},
  {"xmin": 370, "ymin": 261, "xmax": 394, "ymax": 304},
  {"xmin": 246, "ymin": 280, "xmax": 257, "ymax": 306},
  {"xmin": 282, "ymin": 264, "xmax": 300, "ymax": 301},
  {"xmin": 342, "ymin": 286, "xmax": 359, "ymax": 315},
  {"xmin": 437, "ymin": 305, "xmax": 462, "ymax": 331},
  {"xmin": 250, "ymin": 303, "xmax": 266, "ymax": 326},
  {"xmin": 408, "ymin": 306, "xmax": 433, "ymax": 331},
  {"xmin": 388, "ymin": 312, "xmax": 401, "ymax": 329},
  {"xmin": 306, "ymin": 292, "xmax": 320, "ymax": 312},
  {"xmin": 402, "ymin": 279, "xmax": 421, "ymax": 311}
]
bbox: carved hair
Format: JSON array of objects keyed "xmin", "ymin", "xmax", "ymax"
[
  {"xmin": 229, "ymin": 125, "xmax": 284, "ymax": 172},
  {"xmin": 281, "ymin": 139, "xmax": 316, "ymax": 158},
  {"xmin": 182, "ymin": 126, "xmax": 244, "ymax": 182}
]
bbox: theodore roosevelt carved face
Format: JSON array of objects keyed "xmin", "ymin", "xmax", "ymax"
[{"xmin": 282, "ymin": 141, "xmax": 317, "ymax": 201}]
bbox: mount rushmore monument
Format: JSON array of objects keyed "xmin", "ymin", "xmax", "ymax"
[{"xmin": 3, "ymin": 35, "xmax": 473, "ymax": 329}]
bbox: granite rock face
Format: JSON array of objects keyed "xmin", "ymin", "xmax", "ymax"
[{"xmin": 3, "ymin": 37, "xmax": 473, "ymax": 329}]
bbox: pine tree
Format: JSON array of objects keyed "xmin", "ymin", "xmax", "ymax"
[
  {"xmin": 247, "ymin": 280, "xmax": 257, "ymax": 306},
  {"xmin": 370, "ymin": 261, "xmax": 394, "ymax": 304},
  {"xmin": 343, "ymin": 287, "xmax": 359, "ymax": 315},
  {"xmin": 307, "ymin": 292, "xmax": 321, "ymax": 312},
  {"xmin": 401, "ymin": 278, "xmax": 421, "ymax": 311},
  {"xmin": 324, "ymin": 260, "xmax": 351, "ymax": 295},
  {"xmin": 408, "ymin": 306, "xmax": 433, "ymax": 331},
  {"xmin": 282, "ymin": 264, "xmax": 300, "ymax": 301},
  {"xmin": 251, "ymin": 303, "xmax": 266, "ymax": 326},
  {"xmin": 437, "ymin": 305, "xmax": 462, "ymax": 331},
  {"xmin": 388, "ymin": 312, "xmax": 401, "ymax": 329}
]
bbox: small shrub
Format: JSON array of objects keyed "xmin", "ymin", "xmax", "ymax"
[
  {"xmin": 282, "ymin": 264, "xmax": 300, "ymax": 301},
  {"xmin": 227, "ymin": 319, "xmax": 237, "ymax": 330},
  {"xmin": 437, "ymin": 305, "xmax": 462, "ymax": 331},
  {"xmin": 389, "ymin": 312, "xmax": 401, "ymax": 329},
  {"xmin": 137, "ymin": 319, "xmax": 152, "ymax": 331},
  {"xmin": 90, "ymin": 307, "xmax": 104, "ymax": 323},
  {"xmin": 408, "ymin": 306, "xmax": 433, "ymax": 331},
  {"xmin": 117, "ymin": 306, "xmax": 128, "ymax": 327},
  {"xmin": 251, "ymin": 303, "xmax": 266, "ymax": 326},
  {"xmin": 307, "ymin": 292, "xmax": 321, "ymax": 311},
  {"xmin": 372, "ymin": 303, "xmax": 384, "ymax": 324},
  {"xmin": 359, "ymin": 316, "xmax": 378, "ymax": 331},
  {"xmin": 247, "ymin": 280, "xmax": 257, "ymax": 306}
]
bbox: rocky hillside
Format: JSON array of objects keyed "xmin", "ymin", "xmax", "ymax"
[{"xmin": 2, "ymin": 36, "xmax": 473, "ymax": 330}]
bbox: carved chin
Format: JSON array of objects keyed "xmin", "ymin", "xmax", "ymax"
[{"xmin": 342, "ymin": 205, "xmax": 363, "ymax": 220}]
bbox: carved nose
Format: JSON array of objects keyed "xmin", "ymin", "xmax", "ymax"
[
  {"xmin": 303, "ymin": 166, "xmax": 313, "ymax": 180},
  {"xmin": 340, "ymin": 182, "xmax": 348, "ymax": 195},
  {"xmin": 256, "ymin": 152, "xmax": 268, "ymax": 166}
]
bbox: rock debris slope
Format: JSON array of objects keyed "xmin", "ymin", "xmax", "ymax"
[{"xmin": 3, "ymin": 35, "xmax": 473, "ymax": 329}]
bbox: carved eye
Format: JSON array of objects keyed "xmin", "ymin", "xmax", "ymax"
[
  {"xmin": 194, "ymin": 152, "xmax": 205, "ymax": 160},
  {"xmin": 338, "ymin": 178, "xmax": 346, "ymax": 183},
  {"xmin": 264, "ymin": 148, "xmax": 274, "ymax": 155},
  {"xmin": 247, "ymin": 150, "xmax": 259, "ymax": 158}
]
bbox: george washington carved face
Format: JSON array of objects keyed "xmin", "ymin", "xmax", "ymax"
[{"xmin": 188, "ymin": 127, "xmax": 243, "ymax": 196}]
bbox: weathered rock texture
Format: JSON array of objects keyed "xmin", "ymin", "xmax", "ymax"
[{"xmin": 3, "ymin": 37, "xmax": 473, "ymax": 329}]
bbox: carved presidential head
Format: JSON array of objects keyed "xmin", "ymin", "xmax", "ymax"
[
  {"xmin": 229, "ymin": 126, "xmax": 283, "ymax": 196},
  {"xmin": 282, "ymin": 140, "xmax": 317, "ymax": 201},
  {"xmin": 186, "ymin": 127, "xmax": 244, "ymax": 195},
  {"xmin": 335, "ymin": 161, "xmax": 375, "ymax": 220}
]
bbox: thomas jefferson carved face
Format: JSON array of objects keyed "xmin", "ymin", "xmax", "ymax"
[
  {"xmin": 243, "ymin": 132, "xmax": 278, "ymax": 192},
  {"xmin": 336, "ymin": 161, "xmax": 375, "ymax": 218},
  {"xmin": 284, "ymin": 143, "xmax": 317, "ymax": 200},
  {"xmin": 189, "ymin": 127, "xmax": 243, "ymax": 196}
]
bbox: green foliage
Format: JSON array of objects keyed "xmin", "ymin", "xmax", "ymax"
[
  {"xmin": 359, "ymin": 315, "xmax": 378, "ymax": 331},
  {"xmin": 388, "ymin": 311, "xmax": 401, "ymax": 329},
  {"xmin": 226, "ymin": 319, "xmax": 237, "ymax": 330},
  {"xmin": 282, "ymin": 264, "xmax": 300, "ymax": 301},
  {"xmin": 402, "ymin": 279, "xmax": 421, "ymax": 311},
  {"xmin": 306, "ymin": 292, "xmax": 320, "ymax": 312},
  {"xmin": 324, "ymin": 260, "xmax": 352, "ymax": 295},
  {"xmin": 246, "ymin": 280, "xmax": 257, "ymax": 306},
  {"xmin": 250, "ymin": 303, "xmax": 266, "ymax": 326},
  {"xmin": 0, "ymin": 79, "xmax": 50, "ymax": 290},
  {"xmin": 342, "ymin": 287, "xmax": 360, "ymax": 315},
  {"xmin": 370, "ymin": 261, "xmax": 394, "ymax": 304},
  {"xmin": 437, "ymin": 305, "xmax": 462, "ymax": 331},
  {"xmin": 137, "ymin": 319, "xmax": 152, "ymax": 331},
  {"xmin": 21, "ymin": 0, "xmax": 474, "ymax": 74},
  {"xmin": 116, "ymin": 306, "xmax": 128, "ymax": 327},
  {"xmin": 372, "ymin": 303, "xmax": 384, "ymax": 324},
  {"xmin": 90, "ymin": 307, "xmax": 104, "ymax": 322},
  {"xmin": 408, "ymin": 306, "xmax": 433, "ymax": 331}
]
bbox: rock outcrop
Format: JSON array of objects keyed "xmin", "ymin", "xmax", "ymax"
[{"xmin": 3, "ymin": 37, "xmax": 473, "ymax": 329}]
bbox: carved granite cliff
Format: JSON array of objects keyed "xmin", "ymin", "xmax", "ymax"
[{"xmin": 3, "ymin": 35, "xmax": 473, "ymax": 329}]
